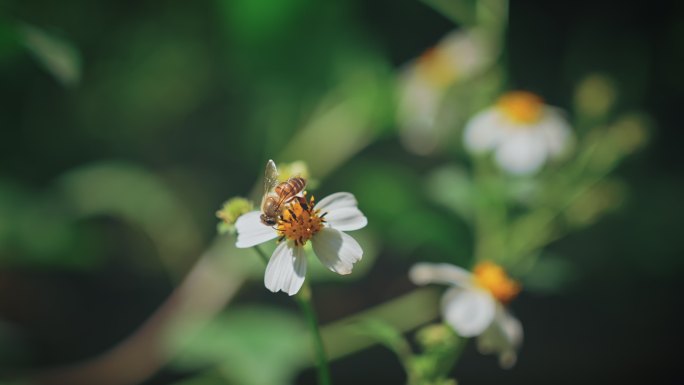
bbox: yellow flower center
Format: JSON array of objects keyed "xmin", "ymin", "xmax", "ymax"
[
  {"xmin": 497, "ymin": 91, "xmax": 544, "ymax": 125},
  {"xmin": 473, "ymin": 261, "xmax": 521, "ymax": 304},
  {"xmin": 276, "ymin": 195, "xmax": 326, "ymax": 247},
  {"xmin": 417, "ymin": 47, "xmax": 458, "ymax": 88}
]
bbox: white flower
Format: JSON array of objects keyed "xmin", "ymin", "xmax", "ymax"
[
  {"xmin": 398, "ymin": 29, "xmax": 493, "ymax": 155},
  {"xmin": 409, "ymin": 261, "xmax": 523, "ymax": 368},
  {"xmin": 235, "ymin": 192, "xmax": 367, "ymax": 296},
  {"xmin": 464, "ymin": 91, "xmax": 573, "ymax": 175}
]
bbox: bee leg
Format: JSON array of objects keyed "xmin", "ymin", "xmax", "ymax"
[{"xmin": 297, "ymin": 196, "xmax": 309, "ymax": 211}]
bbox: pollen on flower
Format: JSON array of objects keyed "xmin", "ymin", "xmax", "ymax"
[
  {"xmin": 473, "ymin": 261, "xmax": 521, "ymax": 304},
  {"xmin": 497, "ymin": 91, "xmax": 544, "ymax": 125},
  {"xmin": 276, "ymin": 195, "xmax": 326, "ymax": 247}
]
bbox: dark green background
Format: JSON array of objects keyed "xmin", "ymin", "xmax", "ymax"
[{"xmin": 0, "ymin": 0, "xmax": 682, "ymax": 384}]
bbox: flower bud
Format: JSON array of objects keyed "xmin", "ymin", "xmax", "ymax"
[
  {"xmin": 608, "ymin": 114, "xmax": 649, "ymax": 155},
  {"xmin": 416, "ymin": 323, "xmax": 459, "ymax": 352},
  {"xmin": 574, "ymin": 74, "xmax": 617, "ymax": 119},
  {"xmin": 216, "ymin": 197, "xmax": 253, "ymax": 234}
]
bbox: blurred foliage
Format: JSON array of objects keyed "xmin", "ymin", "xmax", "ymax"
[
  {"xmin": 0, "ymin": 0, "xmax": 681, "ymax": 384},
  {"xmin": 170, "ymin": 306, "xmax": 309, "ymax": 385},
  {"xmin": 19, "ymin": 23, "xmax": 81, "ymax": 86},
  {"xmin": 57, "ymin": 162, "xmax": 204, "ymax": 275}
]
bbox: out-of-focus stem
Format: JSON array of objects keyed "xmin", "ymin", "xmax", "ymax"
[{"xmin": 472, "ymin": 156, "xmax": 507, "ymax": 263}]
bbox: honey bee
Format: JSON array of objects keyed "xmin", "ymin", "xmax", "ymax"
[{"xmin": 260, "ymin": 159, "xmax": 307, "ymax": 226}]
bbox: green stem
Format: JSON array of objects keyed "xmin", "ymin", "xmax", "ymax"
[
  {"xmin": 472, "ymin": 156, "xmax": 507, "ymax": 264},
  {"xmin": 443, "ymin": 336, "xmax": 468, "ymax": 373},
  {"xmin": 512, "ymin": 173, "xmax": 606, "ymax": 260},
  {"xmin": 295, "ymin": 282, "xmax": 333, "ymax": 385},
  {"xmin": 510, "ymin": 130, "xmax": 618, "ymax": 261},
  {"xmin": 252, "ymin": 246, "xmax": 332, "ymax": 385},
  {"xmin": 252, "ymin": 245, "xmax": 270, "ymax": 265}
]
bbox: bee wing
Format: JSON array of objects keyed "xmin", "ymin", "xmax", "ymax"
[{"xmin": 263, "ymin": 159, "xmax": 279, "ymax": 195}]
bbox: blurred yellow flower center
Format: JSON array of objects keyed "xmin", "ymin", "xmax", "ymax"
[
  {"xmin": 417, "ymin": 47, "xmax": 458, "ymax": 88},
  {"xmin": 277, "ymin": 195, "xmax": 326, "ymax": 246},
  {"xmin": 277, "ymin": 160, "xmax": 311, "ymax": 183},
  {"xmin": 473, "ymin": 261, "xmax": 521, "ymax": 304},
  {"xmin": 497, "ymin": 91, "xmax": 544, "ymax": 125}
]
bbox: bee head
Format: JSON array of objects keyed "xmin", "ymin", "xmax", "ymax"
[{"xmin": 260, "ymin": 213, "xmax": 277, "ymax": 226}]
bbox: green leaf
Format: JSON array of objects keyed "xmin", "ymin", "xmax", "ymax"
[
  {"xmin": 171, "ymin": 306, "xmax": 310, "ymax": 385},
  {"xmin": 218, "ymin": 0, "xmax": 312, "ymax": 45}
]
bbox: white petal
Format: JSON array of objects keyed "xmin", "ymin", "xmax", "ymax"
[
  {"xmin": 499, "ymin": 310, "xmax": 523, "ymax": 348},
  {"xmin": 538, "ymin": 112, "xmax": 572, "ymax": 156},
  {"xmin": 235, "ymin": 211, "xmax": 278, "ymax": 248},
  {"xmin": 397, "ymin": 69, "xmax": 443, "ymax": 155},
  {"xmin": 311, "ymin": 228, "xmax": 362, "ymax": 275},
  {"xmin": 408, "ymin": 263, "xmax": 474, "ymax": 288},
  {"xmin": 315, "ymin": 192, "xmax": 359, "ymax": 212},
  {"xmin": 463, "ymin": 109, "xmax": 505, "ymax": 152},
  {"xmin": 438, "ymin": 29, "xmax": 491, "ymax": 78},
  {"xmin": 441, "ymin": 287, "xmax": 496, "ymax": 337},
  {"xmin": 263, "ymin": 242, "xmax": 307, "ymax": 296},
  {"xmin": 494, "ymin": 131, "xmax": 548, "ymax": 175},
  {"xmin": 325, "ymin": 207, "xmax": 368, "ymax": 232},
  {"xmin": 315, "ymin": 192, "xmax": 367, "ymax": 231},
  {"xmin": 397, "ymin": 66, "xmax": 442, "ymax": 127},
  {"xmin": 476, "ymin": 307, "xmax": 523, "ymax": 369}
]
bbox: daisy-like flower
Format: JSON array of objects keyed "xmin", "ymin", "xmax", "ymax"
[
  {"xmin": 235, "ymin": 193, "xmax": 367, "ymax": 296},
  {"xmin": 398, "ymin": 29, "xmax": 492, "ymax": 155},
  {"xmin": 409, "ymin": 261, "xmax": 523, "ymax": 368},
  {"xmin": 464, "ymin": 91, "xmax": 573, "ymax": 175}
]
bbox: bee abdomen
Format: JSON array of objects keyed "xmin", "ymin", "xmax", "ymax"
[{"xmin": 275, "ymin": 177, "xmax": 306, "ymax": 197}]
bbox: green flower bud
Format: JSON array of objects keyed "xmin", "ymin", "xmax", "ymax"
[
  {"xmin": 608, "ymin": 114, "xmax": 649, "ymax": 155},
  {"xmin": 565, "ymin": 180, "xmax": 626, "ymax": 227},
  {"xmin": 574, "ymin": 74, "xmax": 617, "ymax": 119},
  {"xmin": 416, "ymin": 323, "xmax": 459, "ymax": 352},
  {"xmin": 216, "ymin": 197, "xmax": 253, "ymax": 234}
]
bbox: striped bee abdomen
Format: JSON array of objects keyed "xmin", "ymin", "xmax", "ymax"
[{"xmin": 275, "ymin": 177, "xmax": 306, "ymax": 199}]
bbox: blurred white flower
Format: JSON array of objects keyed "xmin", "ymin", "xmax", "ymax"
[
  {"xmin": 398, "ymin": 29, "xmax": 492, "ymax": 155},
  {"xmin": 235, "ymin": 193, "xmax": 367, "ymax": 296},
  {"xmin": 464, "ymin": 91, "xmax": 573, "ymax": 175},
  {"xmin": 409, "ymin": 261, "xmax": 523, "ymax": 368}
]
